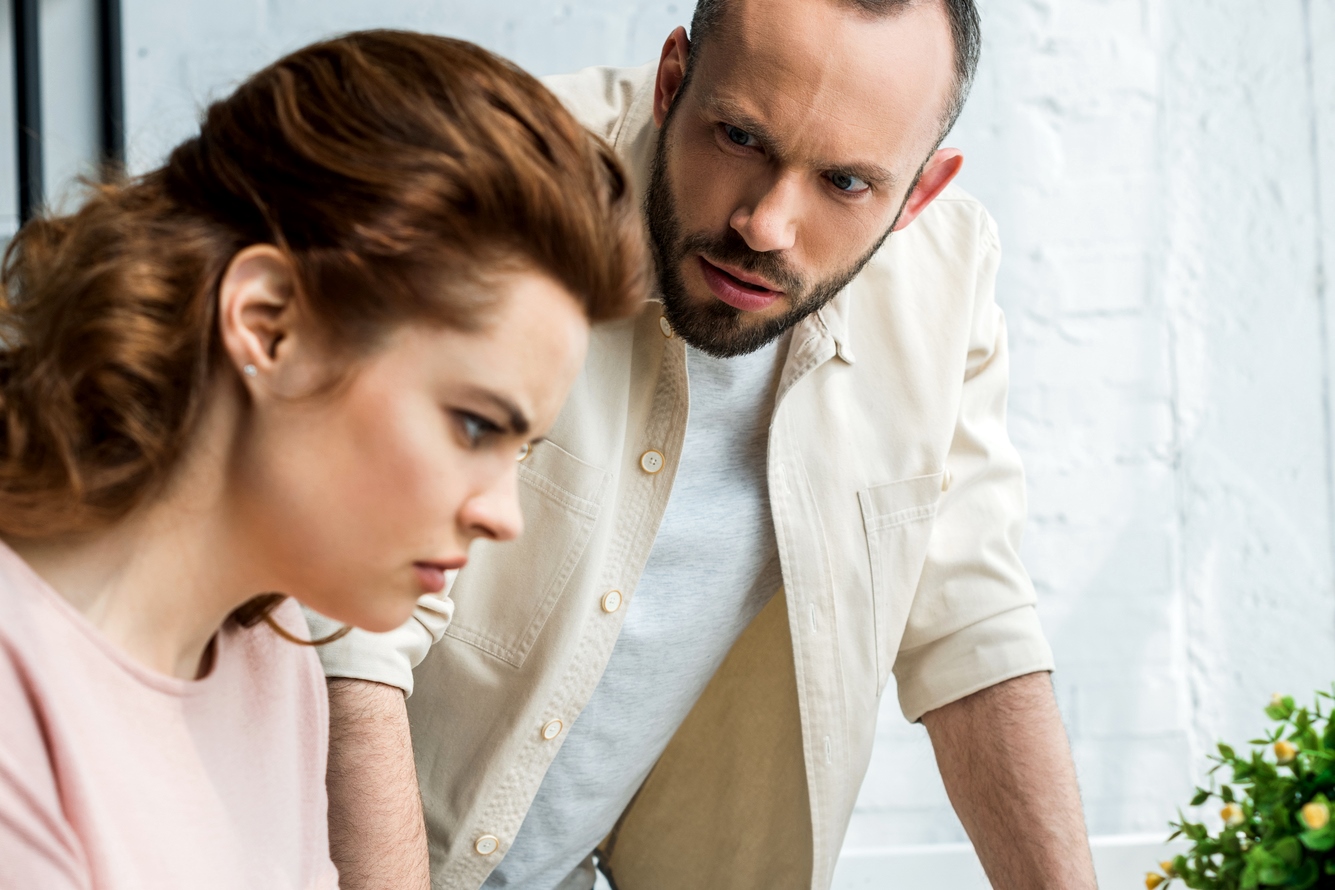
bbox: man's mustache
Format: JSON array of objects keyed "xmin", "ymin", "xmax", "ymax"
[{"xmin": 677, "ymin": 230, "xmax": 805, "ymax": 295}]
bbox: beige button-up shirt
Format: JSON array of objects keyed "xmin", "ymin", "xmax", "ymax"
[{"xmin": 312, "ymin": 63, "xmax": 1054, "ymax": 890}]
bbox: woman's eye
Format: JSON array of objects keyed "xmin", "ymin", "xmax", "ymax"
[
  {"xmin": 724, "ymin": 125, "xmax": 758, "ymax": 148},
  {"xmin": 455, "ymin": 412, "xmax": 501, "ymax": 448},
  {"xmin": 828, "ymin": 171, "xmax": 870, "ymax": 194}
]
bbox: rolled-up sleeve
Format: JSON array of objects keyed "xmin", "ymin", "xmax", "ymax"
[
  {"xmin": 893, "ymin": 217, "xmax": 1054, "ymax": 723},
  {"xmin": 305, "ymin": 590, "xmax": 454, "ymax": 697}
]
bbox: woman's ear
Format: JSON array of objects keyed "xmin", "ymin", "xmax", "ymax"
[{"xmin": 217, "ymin": 245, "xmax": 298, "ymax": 388}]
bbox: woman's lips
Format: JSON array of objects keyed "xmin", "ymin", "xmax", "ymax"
[
  {"xmin": 413, "ymin": 560, "xmax": 465, "ymax": 593},
  {"xmin": 697, "ymin": 256, "xmax": 783, "ymax": 312}
]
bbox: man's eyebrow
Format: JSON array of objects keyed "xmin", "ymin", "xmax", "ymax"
[
  {"xmin": 468, "ymin": 388, "xmax": 530, "ymax": 436},
  {"xmin": 703, "ymin": 96, "xmax": 898, "ymax": 189},
  {"xmin": 705, "ymin": 96, "xmax": 789, "ymax": 154}
]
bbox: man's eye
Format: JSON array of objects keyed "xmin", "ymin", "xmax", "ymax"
[
  {"xmin": 828, "ymin": 171, "xmax": 870, "ymax": 194},
  {"xmin": 724, "ymin": 125, "xmax": 758, "ymax": 148},
  {"xmin": 455, "ymin": 412, "xmax": 501, "ymax": 447}
]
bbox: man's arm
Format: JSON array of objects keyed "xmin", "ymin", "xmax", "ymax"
[
  {"xmin": 326, "ymin": 678, "xmax": 430, "ymax": 890},
  {"xmin": 921, "ymin": 671, "xmax": 1097, "ymax": 889}
]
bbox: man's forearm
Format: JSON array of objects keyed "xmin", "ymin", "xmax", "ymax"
[
  {"xmin": 921, "ymin": 671, "xmax": 1096, "ymax": 889},
  {"xmin": 326, "ymin": 678, "xmax": 430, "ymax": 890}
]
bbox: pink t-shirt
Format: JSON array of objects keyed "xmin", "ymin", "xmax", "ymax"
[{"xmin": 0, "ymin": 541, "xmax": 340, "ymax": 889}]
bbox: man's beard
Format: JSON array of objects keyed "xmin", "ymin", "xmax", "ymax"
[{"xmin": 644, "ymin": 123, "xmax": 903, "ymax": 359}]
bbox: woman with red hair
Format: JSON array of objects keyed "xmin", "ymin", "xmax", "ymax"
[{"xmin": 0, "ymin": 30, "xmax": 645, "ymax": 889}]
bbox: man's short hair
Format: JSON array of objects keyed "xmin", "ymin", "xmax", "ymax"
[{"xmin": 687, "ymin": 0, "xmax": 981, "ymax": 146}]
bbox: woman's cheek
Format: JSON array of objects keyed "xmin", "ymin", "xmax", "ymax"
[
  {"xmin": 344, "ymin": 393, "xmax": 439, "ymax": 511},
  {"xmin": 381, "ymin": 419, "xmax": 470, "ymax": 539}
]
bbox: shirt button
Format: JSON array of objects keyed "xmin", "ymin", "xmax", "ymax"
[
  {"xmin": 474, "ymin": 835, "xmax": 499, "ymax": 856},
  {"xmin": 659, "ymin": 316, "xmax": 673, "ymax": 338},
  {"xmin": 640, "ymin": 450, "xmax": 665, "ymax": 474},
  {"xmin": 516, "ymin": 442, "xmax": 530, "ymax": 462},
  {"xmin": 542, "ymin": 719, "xmax": 563, "ymax": 740},
  {"xmin": 942, "ymin": 469, "xmax": 953, "ymax": 492},
  {"xmin": 601, "ymin": 589, "xmax": 623, "ymax": 613}
]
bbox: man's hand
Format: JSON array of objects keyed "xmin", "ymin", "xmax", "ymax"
[
  {"xmin": 326, "ymin": 678, "xmax": 431, "ymax": 890},
  {"xmin": 921, "ymin": 671, "xmax": 1097, "ymax": 889}
]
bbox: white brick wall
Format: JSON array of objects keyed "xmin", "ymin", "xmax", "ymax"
[
  {"xmin": 21, "ymin": 0, "xmax": 1335, "ymax": 871},
  {"xmin": 949, "ymin": 0, "xmax": 1335, "ymax": 848},
  {"xmin": 867, "ymin": 0, "xmax": 1335, "ymax": 852}
]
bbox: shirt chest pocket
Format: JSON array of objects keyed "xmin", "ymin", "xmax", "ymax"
[
  {"xmin": 858, "ymin": 472, "xmax": 943, "ymax": 694},
  {"xmin": 444, "ymin": 441, "xmax": 609, "ymax": 667}
]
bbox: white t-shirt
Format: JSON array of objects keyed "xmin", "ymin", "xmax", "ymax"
[{"xmin": 483, "ymin": 333, "xmax": 790, "ymax": 889}]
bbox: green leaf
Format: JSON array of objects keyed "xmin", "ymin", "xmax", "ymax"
[
  {"xmin": 1299, "ymin": 828, "xmax": 1335, "ymax": 851},
  {"xmin": 1268, "ymin": 699, "xmax": 1294, "ymax": 721},
  {"xmin": 1191, "ymin": 789, "xmax": 1212, "ymax": 806},
  {"xmin": 1272, "ymin": 836, "xmax": 1301, "ymax": 865},
  {"xmin": 1257, "ymin": 862, "xmax": 1292, "ymax": 885},
  {"xmin": 1290, "ymin": 859, "xmax": 1319, "ymax": 889},
  {"xmin": 1220, "ymin": 742, "xmax": 1238, "ymax": 760}
]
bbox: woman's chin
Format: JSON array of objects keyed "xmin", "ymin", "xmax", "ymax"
[
  {"xmin": 305, "ymin": 585, "xmax": 420, "ymax": 635},
  {"xmin": 341, "ymin": 601, "xmax": 419, "ymax": 634}
]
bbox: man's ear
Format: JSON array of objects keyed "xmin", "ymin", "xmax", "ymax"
[
  {"xmin": 653, "ymin": 26, "xmax": 691, "ymax": 128},
  {"xmin": 892, "ymin": 148, "xmax": 965, "ymax": 232},
  {"xmin": 217, "ymin": 244, "xmax": 298, "ymax": 387}
]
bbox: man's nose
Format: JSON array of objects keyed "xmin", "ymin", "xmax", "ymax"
[
  {"xmin": 730, "ymin": 171, "xmax": 802, "ymax": 253},
  {"xmin": 459, "ymin": 468, "xmax": 524, "ymax": 544}
]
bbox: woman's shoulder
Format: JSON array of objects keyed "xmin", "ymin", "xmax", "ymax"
[
  {"xmin": 0, "ymin": 541, "xmax": 77, "ymax": 665},
  {"xmin": 220, "ymin": 597, "xmax": 329, "ymax": 730},
  {"xmin": 0, "ymin": 549, "xmax": 85, "ymax": 879},
  {"xmin": 225, "ymin": 597, "xmax": 321, "ymax": 661}
]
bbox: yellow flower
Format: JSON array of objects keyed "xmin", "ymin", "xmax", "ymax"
[
  {"xmin": 1275, "ymin": 740, "xmax": 1298, "ymax": 765},
  {"xmin": 1271, "ymin": 692, "xmax": 1285, "ymax": 709},
  {"xmin": 1160, "ymin": 860, "xmax": 1178, "ymax": 877},
  {"xmin": 1221, "ymin": 803, "xmax": 1245, "ymax": 827},
  {"xmin": 1146, "ymin": 873, "xmax": 1166, "ymax": 889},
  {"xmin": 1302, "ymin": 801, "xmax": 1330, "ymax": 830}
]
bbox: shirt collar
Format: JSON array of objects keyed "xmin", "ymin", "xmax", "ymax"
[{"xmin": 816, "ymin": 288, "xmax": 857, "ymax": 364}]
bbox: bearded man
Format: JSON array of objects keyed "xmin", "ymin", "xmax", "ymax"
[{"xmin": 311, "ymin": 1, "xmax": 1099, "ymax": 887}]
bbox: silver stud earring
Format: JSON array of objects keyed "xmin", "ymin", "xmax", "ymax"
[{"xmin": 243, "ymin": 364, "xmax": 258, "ymax": 378}]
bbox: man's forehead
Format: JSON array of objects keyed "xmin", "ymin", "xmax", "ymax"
[{"xmin": 692, "ymin": 0, "xmax": 955, "ymax": 171}]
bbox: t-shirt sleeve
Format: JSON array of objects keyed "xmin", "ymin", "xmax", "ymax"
[
  {"xmin": 304, "ymin": 591, "xmax": 454, "ymax": 697},
  {"xmin": 892, "ymin": 212, "xmax": 1055, "ymax": 723},
  {"xmin": 0, "ymin": 643, "xmax": 90, "ymax": 890}
]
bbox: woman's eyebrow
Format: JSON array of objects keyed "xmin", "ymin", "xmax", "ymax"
[{"xmin": 467, "ymin": 387, "xmax": 530, "ymax": 436}]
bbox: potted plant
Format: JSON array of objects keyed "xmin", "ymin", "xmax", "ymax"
[{"xmin": 1147, "ymin": 689, "xmax": 1335, "ymax": 889}]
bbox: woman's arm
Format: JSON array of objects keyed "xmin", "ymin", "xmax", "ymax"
[{"xmin": 326, "ymin": 678, "xmax": 430, "ymax": 890}]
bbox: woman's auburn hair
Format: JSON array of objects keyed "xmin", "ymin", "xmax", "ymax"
[{"xmin": 0, "ymin": 30, "xmax": 648, "ymax": 543}]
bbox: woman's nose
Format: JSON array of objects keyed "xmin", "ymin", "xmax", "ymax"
[{"xmin": 459, "ymin": 468, "xmax": 524, "ymax": 543}]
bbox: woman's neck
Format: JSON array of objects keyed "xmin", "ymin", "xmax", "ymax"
[{"xmin": 5, "ymin": 386, "xmax": 262, "ymax": 680}]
